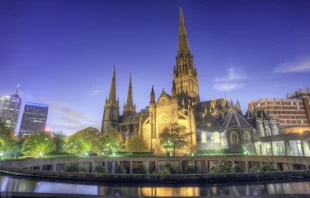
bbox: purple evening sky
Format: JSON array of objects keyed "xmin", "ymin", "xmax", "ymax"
[{"xmin": 0, "ymin": 0, "xmax": 310, "ymax": 136}]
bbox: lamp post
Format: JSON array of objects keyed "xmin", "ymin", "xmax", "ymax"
[{"xmin": 299, "ymin": 130, "xmax": 304, "ymax": 157}]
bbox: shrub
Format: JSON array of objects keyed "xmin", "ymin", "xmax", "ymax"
[
  {"xmin": 152, "ymin": 167, "xmax": 171, "ymax": 175},
  {"xmin": 136, "ymin": 164, "xmax": 147, "ymax": 174},
  {"xmin": 249, "ymin": 166, "xmax": 260, "ymax": 172},
  {"xmin": 260, "ymin": 163, "xmax": 277, "ymax": 172},
  {"xmin": 184, "ymin": 162, "xmax": 195, "ymax": 174},
  {"xmin": 231, "ymin": 164, "xmax": 243, "ymax": 173},
  {"xmin": 116, "ymin": 164, "xmax": 126, "ymax": 174},
  {"xmin": 210, "ymin": 164, "xmax": 222, "ymax": 174},
  {"xmin": 164, "ymin": 161, "xmax": 176, "ymax": 174},
  {"xmin": 94, "ymin": 165, "xmax": 107, "ymax": 173},
  {"xmin": 80, "ymin": 166, "xmax": 88, "ymax": 173},
  {"xmin": 63, "ymin": 162, "xmax": 86, "ymax": 172}
]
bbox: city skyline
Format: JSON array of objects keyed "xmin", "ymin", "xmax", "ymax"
[{"xmin": 1, "ymin": 0, "xmax": 309, "ymax": 135}]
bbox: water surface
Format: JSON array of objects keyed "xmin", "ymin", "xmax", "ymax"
[{"xmin": 1, "ymin": 174, "xmax": 310, "ymax": 196}]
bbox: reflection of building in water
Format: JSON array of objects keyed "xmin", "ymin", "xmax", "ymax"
[{"xmin": 138, "ymin": 187, "xmax": 200, "ymax": 197}]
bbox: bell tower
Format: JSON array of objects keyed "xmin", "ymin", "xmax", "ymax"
[
  {"xmin": 102, "ymin": 66, "xmax": 119, "ymax": 133},
  {"xmin": 173, "ymin": 5, "xmax": 200, "ymax": 102}
]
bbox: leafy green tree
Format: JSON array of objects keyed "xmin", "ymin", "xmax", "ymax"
[
  {"xmin": 21, "ymin": 131, "xmax": 55, "ymax": 156},
  {"xmin": 160, "ymin": 123, "xmax": 193, "ymax": 157},
  {"xmin": 126, "ymin": 135, "xmax": 148, "ymax": 152},
  {"xmin": 0, "ymin": 121, "xmax": 19, "ymax": 155},
  {"xmin": 52, "ymin": 132, "xmax": 66, "ymax": 154},
  {"xmin": 94, "ymin": 133, "xmax": 120, "ymax": 154},
  {"xmin": 65, "ymin": 135, "xmax": 92, "ymax": 156}
]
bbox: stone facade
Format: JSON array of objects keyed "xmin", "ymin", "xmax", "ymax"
[{"xmin": 101, "ymin": 6, "xmax": 255, "ymax": 155}]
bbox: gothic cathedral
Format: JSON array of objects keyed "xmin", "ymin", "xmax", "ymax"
[{"xmin": 101, "ymin": 6, "xmax": 274, "ymax": 155}]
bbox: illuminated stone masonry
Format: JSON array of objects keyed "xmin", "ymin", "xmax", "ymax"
[{"xmin": 100, "ymin": 6, "xmax": 309, "ymax": 155}]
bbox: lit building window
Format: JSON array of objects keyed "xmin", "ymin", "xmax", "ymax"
[
  {"xmin": 230, "ymin": 131, "xmax": 239, "ymax": 144},
  {"xmin": 244, "ymin": 131, "xmax": 251, "ymax": 144},
  {"xmin": 201, "ymin": 132, "xmax": 207, "ymax": 143}
]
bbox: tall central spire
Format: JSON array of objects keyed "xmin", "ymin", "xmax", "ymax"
[
  {"xmin": 108, "ymin": 66, "xmax": 116, "ymax": 101},
  {"xmin": 178, "ymin": 5, "xmax": 190, "ymax": 56},
  {"xmin": 173, "ymin": 4, "xmax": 200, "ymax": 102}
]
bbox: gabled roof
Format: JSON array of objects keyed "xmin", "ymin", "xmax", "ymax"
[
  {"xmin": 196, "ymin": 112, "xmax": 223, "ymax": 131},
  {"xmin": 244, "ymin": 110, "xmax": 254, "ymax": 119},
  {"xmin": 219, "ymin": 110, "xmax": 253, "ymax": 131},
  {"xmin": 256, "ymin": 110, "xmax": 270, "ymax": 120},
  {"xmin": 119, "ymin": 113, "xmax": 141, "ymax": 124}
]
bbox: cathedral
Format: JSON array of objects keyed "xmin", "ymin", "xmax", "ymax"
[{"xmin": 101, "ymin": 6, "xmax": 281, "ymax": 155}]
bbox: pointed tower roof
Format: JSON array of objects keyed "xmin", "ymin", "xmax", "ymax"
[
  {"xmin": 151, "ymin": 85, "xmax": 155, "ymax": 95},
  {"xmin": 108, "ymin": 66, "xmax": 116, "ymax": 101},
  {"xmin": 126, "ymin": 74, "xmax": 133, "ymax": 106},
  {"xmin": 178, "ymin": 5, "xmax": 190, "ymax": 56}
]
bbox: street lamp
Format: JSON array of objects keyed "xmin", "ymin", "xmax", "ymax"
[
  {"xmin": 0, "ymin": 152, "xmax": 3, "ymax": 160},
  {"xmin": 39, "ymin": 152, "xmax": 42, "ymax": 158},
  {"xmin": 299, "ymin": 130, "xmax": 304, "ymax": 157}
]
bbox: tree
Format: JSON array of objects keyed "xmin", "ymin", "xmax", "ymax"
[
  {"xmin": 0, "ymin": 121, "xmax": 19, "ymax": 155},
  {"xmin": 94, "ymin": 133, "xmax": 120, "ymax": 154},
  {"xmin": 22, "ymin": 131, "xmax": 55, "ymax": 156},
  {"xmin": 126, "ymin": 135, "xmax": 148, "ymax": 152},
  {"xmin": 52, "ymin": 132, "xmax": 66, "ymax": 154},
  {"xmin": 159, "ymin": 123, "xmax": 193, "ymax": 157},
  {"xmin": 65, "ymin": 135, "xmax": 92, "ymax": 156}
]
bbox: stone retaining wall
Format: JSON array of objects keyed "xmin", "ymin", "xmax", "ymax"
[{"xmin": 1, "ymin": 167, "xmax": 310, "ymax": 183}]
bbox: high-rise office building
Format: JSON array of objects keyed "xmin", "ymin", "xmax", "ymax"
[
  {"xmin": 19, "ymin": 102, "xmax": 49, "ymax": 137},
  {"xmin": 0, "ymin": 89, "xmax": 22, "ymax": 133}
]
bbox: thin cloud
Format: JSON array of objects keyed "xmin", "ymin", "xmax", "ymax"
[
  {"xmin": 90, "ymin": 90, "xmax": 102, "ymax": 96},
  {"xmin": 213, "ymin": 67, "xmax": 250, "ymax": 91},
  {"xmin": 213, "ymin": 67, "xmax": 249, "ymax": 83},
  {"xmin": 274, "ymin": 56, "xmax": 310, "ymax": 73},
  {"xmin": 213, "ymin": 83, "xmax": 244, "ymax": 92}
]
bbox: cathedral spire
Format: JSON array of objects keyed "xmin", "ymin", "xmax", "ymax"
[
  {"xmin": 108, "ymin": 66, "xmax": 116, "ymax": 101},
  {"xmin": 123, "ymin": 74, "xmax": 136, "ymax": 115},
  {"xmin": 178, "ymin": 5, "xmax": 190, "ymax": 56},
  {"xmin": 126, "ymin": 74, "xmax": 133, "ymax": 107}
]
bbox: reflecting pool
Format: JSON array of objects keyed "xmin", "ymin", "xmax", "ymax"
[{"xmin": 1, "ymin": 174, "xmax": 310, "ymax": 196}]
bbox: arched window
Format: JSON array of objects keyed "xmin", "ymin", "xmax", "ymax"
[
  {"xmin": 230, "ymin": 131, "xmax": 239, "ymax": 144},
  {"xmin": 201, "ymin": 132, "xmax": 207, "ymax": 143},
  {"xmin": 272, "ymin": 125, "xmax": 278, "ymax": 135},
  {"xmin": 265, "ymin": 126, "xmax": 271, "ymax": 136},
  {"xmin": 244, "ymin": 131, "xmax": 251, "ymax": 144}
]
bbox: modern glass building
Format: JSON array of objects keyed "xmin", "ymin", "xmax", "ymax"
[
  {"xmin": 0, "ymin": 89, "xmax": 22, "ymax": 133},
  {"xmin": 19, "ymin": 102, "xmax": 49, "ymax": 137}
]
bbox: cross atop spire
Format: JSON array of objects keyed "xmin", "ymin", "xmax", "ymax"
[{"xmin": 178, "ymin": 5, "xmax": 190, "ymax": 56}]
